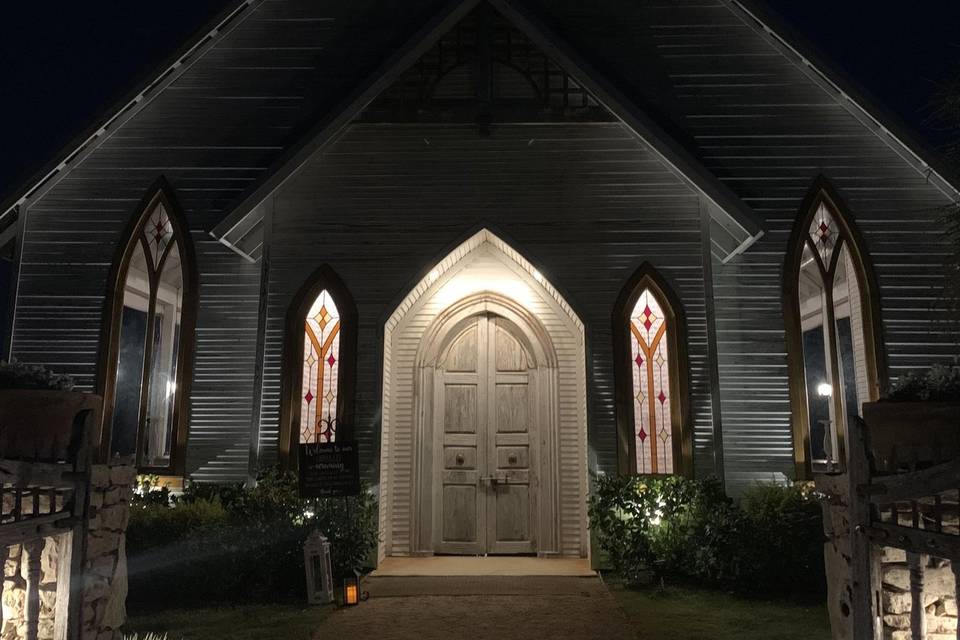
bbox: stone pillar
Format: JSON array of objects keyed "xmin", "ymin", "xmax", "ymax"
[{"xmin": 79, "ymin": 462, "xmax": 136, "ymax": 640}]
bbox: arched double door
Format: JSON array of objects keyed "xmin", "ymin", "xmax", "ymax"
[
  {"xmin": 432, "ymin": 311, "xmax": 539, "ymax": 554},
  {"xmin": 418, "ymin": 296, "xmax": 557, "ymax": 556}
]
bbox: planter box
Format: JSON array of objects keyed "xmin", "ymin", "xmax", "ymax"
[
  {"xmin": 862, "ymin": 400, "xmax": 960, "ymax": 473},
  {"xmin": 0, "ymin": 390, "xmax": 102, "ymax": 461}
]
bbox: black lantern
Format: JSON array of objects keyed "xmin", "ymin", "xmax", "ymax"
[{"xmin": 342, "ymin": 570, "xmax": 361, "ymax": 606}]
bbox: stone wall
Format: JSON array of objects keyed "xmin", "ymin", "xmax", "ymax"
[
  {"xmin": 2, "ymin": 539, "xmax": 59, "ymax": 640},
  {"xmin": 817, "ymin": 473, "xmax": 959, "ymax": 639},
  {"xmin": 880, "ymin": 550, "xmax": 958, "ymax": 639},
  {"xmin": 0, "ymin": 462, "xmax": 135, "ymax": 640}
]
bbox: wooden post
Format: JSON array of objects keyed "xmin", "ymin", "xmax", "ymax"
[
  {"xmin": 953, "ymin": 561, "xmax": 960, "ymax": 640},
  {"xmin": 0, "ymin": 543, "xmax": 5, "ymax": 635},
  {"xmin": 65, "ymin": 410, "xmax": 92, "ymax": 640},
  {"xmin": 847, "ymin": 416, "xmax": 876, "ymax": 640},
  {"xmin": 907, "ymin": 552, "xmax": 926, "ymax": 639},
  {"xmin": 23, "ymin": 538, "xmax": 42, "ymax": 640},
  {"xmin": 52, "ymin": 532, "xmax": 73, "ymax": 640}
]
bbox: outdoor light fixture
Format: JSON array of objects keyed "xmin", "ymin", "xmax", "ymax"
[
  {"xmin": 303, "ymin": 531, "xmax": 334, "ymax": 605},
  {"xmin": 817, "ymin": 382, "xmax": 833, "ymax": 397},
  {"xmin": 343, "ymin": 570, "xmax": 361, "ymax": 606}
]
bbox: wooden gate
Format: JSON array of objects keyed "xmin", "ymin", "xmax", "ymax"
[
  {"xmin": 844, "ymin": 414, "xmax": 960, "ymax": 639},
  {"xmin": 0, "ymin": 395, "xmax": 96, "ymax": 640}
]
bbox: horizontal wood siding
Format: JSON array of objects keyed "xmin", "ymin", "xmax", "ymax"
[
  {"xmin": 13, "ymin": 183, "xmax": 262, "ymax": 481},
  {"xmin": 260, "ymin": 121, "xmax": 716, "ymax": 486},
  {"xmin": 525, "ymin": 0, "xmax": 959, "ymax": 489}
]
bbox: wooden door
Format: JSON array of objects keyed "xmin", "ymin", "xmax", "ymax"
[
  {"xmin": 435, "ymin": 314, "xmax": 537, "ymax": 555},
  {"xmin": 486, "ymin": 317, "xmax": 537, "ymax": 554}
]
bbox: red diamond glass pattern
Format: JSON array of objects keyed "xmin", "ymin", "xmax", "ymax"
[
  {"xmin": 809, "ymin": 203, "xmax": 838, "ymax": 266},
  {"xmin": 145, "ymin": 204, "xmax": 174, "ymax": 268},
  {"xmin": 300, "ymin": 289, "xmax": 342, "ymax": 444}
]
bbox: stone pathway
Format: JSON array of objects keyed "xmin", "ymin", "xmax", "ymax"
[{"xmin": 313, "ymin": 576, "xmax": 636, "ymax": 640}]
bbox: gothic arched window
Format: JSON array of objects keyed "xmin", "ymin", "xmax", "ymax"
[
  {"xmin": 785, "ymin": 177, "xmax": 884, "ymax": 475},
  {"xmin": 99, "ymin": 179, "xmax": 196, "ymax": 473},
  {"xmin": 614, "ymin": 264, "xmax": 691, "ymax": 476},
  {"xmin": 280, "ymin": 266, "xmax": 357, "ymax": 462},
  {"xmin": 300, "ymin": 290, "xmax": 342, "ymax": 443}
]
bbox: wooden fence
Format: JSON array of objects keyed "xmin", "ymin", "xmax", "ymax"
[
  {"xmin": 0, "ymin": 394, "xmax": 97, "ymax": 640},
  {"xmin": 848, "ymin": 412, "xmax": 960, "ymax": 640}
]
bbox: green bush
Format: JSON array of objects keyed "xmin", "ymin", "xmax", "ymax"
[
  {"xmin": 126, "ymin": 468, "xmax": 378, "ymax": 607},
  {"xmin": 588, "ymin": 474, "xmax": 824, "ymax": 596},
  {"xmin": 887, "ymin": 363, "xmax": 960, "ymax": 401}
]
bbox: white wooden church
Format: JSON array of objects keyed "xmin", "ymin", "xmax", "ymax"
[{"xmin": 1, "ymin": 0, "xmax": 957, "ymax": 561}]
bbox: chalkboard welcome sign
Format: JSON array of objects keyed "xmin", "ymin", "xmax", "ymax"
[{"xmin": 298, "ymin": 440, "xmax": 360, "ymax": 498}]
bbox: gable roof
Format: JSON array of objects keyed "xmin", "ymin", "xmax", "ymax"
[
  {"xmin": 0, "ymin": 0, "xmax": 256, "ymax": 227},
  {"xmin": 0, "ymin": 0, "xmax": 453, "ymax": 232},
  {"xmin": 209, "ymin": 0, "xmax": 765, "ymax": 262},
  {"xmin": 3, "ymin": 0, "xmax": 958, "ymax": 263},
  {"xmin": 728, "ymin": 0, "xmax": 959, "ymax": 202}
]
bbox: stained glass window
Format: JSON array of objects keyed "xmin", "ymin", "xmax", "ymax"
[
  {"xmin": 630, "ymin": 288, "xmax": 673, "ymax": 474},
  {"xmin": 110, "ymin": 198, "xmax": 186, "ymax": 470},
  {"xmin": 300, "ymin": 290, "xmax": 341, "ymax": 444}
]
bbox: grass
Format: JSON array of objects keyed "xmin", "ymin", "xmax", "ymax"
[
  {"xmin": 609, "ymin": 581, "xmax": 831, "ymax": 640},
  {"xmin": 124, "ymin": 583, "xmax": 829, "ymax": 640},
  {"xmin": 124, "ymin": 603, "xmax": 331, "ymax": 640}
]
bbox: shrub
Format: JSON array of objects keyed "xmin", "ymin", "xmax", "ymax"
[
  {"xmin": 738, "ymin": 482, "xmax": 825, "ymax": 595},
  {"xmin": 887, "ymin": 363, "xmax": 960, "ymax": 401},
  {"xmin": 126, "ymin": 468, "xmax": 378, "ymax": 607},
  {"xmin": 588, "ymin": 474, "xmax": 824, "ymax": 596},
  {"xmin": 0, "ymin": 359, "xmax": 74, "ymax": 391}
]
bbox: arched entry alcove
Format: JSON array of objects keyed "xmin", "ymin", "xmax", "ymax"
[{"xmin": 380, "ymin": 229, "xmax": 586, "ymax": 559}]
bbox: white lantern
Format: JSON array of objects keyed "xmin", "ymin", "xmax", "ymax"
[{"xmin": 304, "ymin": 530, "xmax": 334, "ymax": 605}]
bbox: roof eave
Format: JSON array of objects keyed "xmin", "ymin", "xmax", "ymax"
[
  {"xmin": 0, "ymin": 0, "xmax": 260, "ymax": 229},
  {"xmin": 727, "ymin": 0, "xmax": 960, "ymax": 203}
]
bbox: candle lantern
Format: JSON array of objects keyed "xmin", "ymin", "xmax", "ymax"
[
  {"xmin": 343, "ymin": 570, "xmax": 361, "ymax": 606},
  {"xmin": 303, "ymin": 530, "xmax": 334, "ymax": 605}
]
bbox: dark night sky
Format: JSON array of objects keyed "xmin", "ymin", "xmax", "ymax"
[{"xmin": 1, "ymin": 1, "xmax": 959, "ymax": 203}]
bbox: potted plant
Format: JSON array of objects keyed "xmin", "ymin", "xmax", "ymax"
[
  {"xmin": 862, "ymin": 364, "xmax": 960, "ymax": 472},
  {"xmin": 0, "ymin": 360, "xmax": 101, "ymax": 461}
]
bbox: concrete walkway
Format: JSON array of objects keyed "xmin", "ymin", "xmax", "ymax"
[{"xmin": 313, "ymin": 575, "xmax": 636, "ymax": 640}]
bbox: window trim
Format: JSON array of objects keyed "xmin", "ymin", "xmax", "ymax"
[
  {"xmin": 96, "ymin": 177, "xmax": 197, "ymax": 475},
  {"xmin": 279, "ymin": 264, "xmax": 358, "ymax": 468},
  {"xmin": 783, "ymin": 176, "xmax": 886, "ymax": 478},
  {"xmin": 613, "ymin": 262, "xmax": 692, "ymax": 477}
]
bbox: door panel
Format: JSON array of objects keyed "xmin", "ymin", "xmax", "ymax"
[
  {"xmin": 436, "ymin": 314, "xmax": 537, "ymax": 555},
  {"xmin": 442, "ymin": 485, "xmax": 479, "ymax": 542},
  {"xmin": 444, "ymin": 385, "xmax": 478, "ymax": 433},
  {"xmin": 437, "ymin": 318, "xmax": 484, "ymax": 554},
  {"xmin": 495, "ymin": 385, "xmax": 529, "ymax": 432},
  {"xmin": 487, "ymin": 317, "xmax": 536, "ymax": 554}
]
